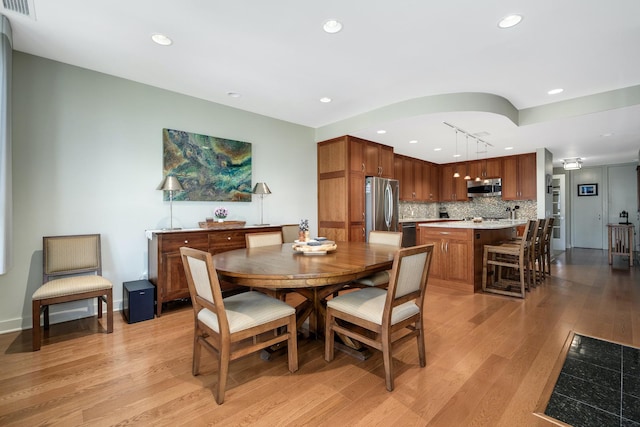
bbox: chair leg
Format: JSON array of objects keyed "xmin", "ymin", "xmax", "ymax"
[
  {"xmin": 106, "ymin": 289, "xmax": 113, "ymax": 333},
  {"xmin": 416, "ymin": 319, "xmax": 426, "ymax": 368},
  {"xmin": 97, "ymin": 295, "xmax": 103, "ymax": 319},
  {"xmin": 482, "ymin": 248, "xmax": 489, "ymax": 291},
  {"xmin": 44, "ymin": 305, "xmax": 49, "ymax": 329},
  {"xmin": 216, "ymin": 342, "xmax": 231, "ymax": 404},
  {"xmin": 324, "ymin": 309, "xmax": 335, "ymax": 362},
  {"xmin": 287, "ymin": 314, "xmax": 298, "ymax": 373},
  {"xmin": 192, "ymin": 327, "xmax": 202, "ymax": 376},
  {"xmin": 382, "ymin": 332, "xmax": 394, "ymax": 391},
  {"xmin": 32, "ymin": 300, "xmax": 41, "ymax": 351}
]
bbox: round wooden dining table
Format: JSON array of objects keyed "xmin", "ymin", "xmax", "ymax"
[{"xmin": 212, "ymin": 241, "xmax": 397, "ymax": 357}]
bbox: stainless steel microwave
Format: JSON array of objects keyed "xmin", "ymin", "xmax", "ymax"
[{"xmin": 467, "ymin": 178, "xmax": 502, "ymax": 197}]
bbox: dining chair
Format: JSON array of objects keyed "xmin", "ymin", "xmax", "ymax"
[
  {"xmin": 245, "ymin": 231, "xmax": 283, "ymax": 248},
  {"xmin": 32, "ymin": 234, "xmax": 113, "ymax": 351},
  {"xmin": 351, "ymin": 231, "xmax": 403, "ymax": 288},
  {"xmin": 542, "ymin": 217, "xmax": 555, "ymax": 277},
  {"xmin": 180, "ymin": 247, "xmax": 298, "ymax": 404},
  {"xmin": 325, "ymin": 243, "xmax": 433, "ymax": 391},
  {"xmin": 481, "ymin": 220, "xmax": 534, "ymax": 298},
  {"xmin": 281, "ymin": 224, "xmax": 299, "ymax": 243}
]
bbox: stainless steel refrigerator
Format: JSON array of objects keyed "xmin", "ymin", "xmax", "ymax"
[{"xmin": 365, "ymin": 177, "xmax": 400, "ymax": 240}]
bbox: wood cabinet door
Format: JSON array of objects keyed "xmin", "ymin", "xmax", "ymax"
[
  {"xmin": 429, "ymin": 163, "xmax": 440, "ymax": 201},
  {"xmin": 350, "ymin": 224, "xmax": 366, "ymax": 242},
  {"xmin": 379, "ymin": 145, "xmax": 395, "ymax": 178},
  {"xmin": 421, "ymin": 238, "xmax": 444, "ymax": 279},
  {"xmin": 349, "ymin": 173, "xmax": 365, "ymax": 224},
  {"xmin": 467, "ymin": 160, "xmax": 481, "ymax": 181},
  {"xmin": 401, "ymin": 156, "xmax": 415, "ymax": 200},
  {"xmin": 349, "ymin": 138, "xmax": 365, "ymax": 173},
  {"xmin": 440, "ymin": 165, "xmax": 455, "ymax": 202},
  {"xmin": 454, "ymin": 174, "xmax": 469, "ymax": 201},
  {"xmin": 394, "ymin": 155, "xmax": 403, "ymax": 195},
  {"xmin": 518, "ymin": 153, "xmax": 537, "ymax": 200},
  {"xmin": 413, "ymin": 159, "xmax": 424, "ymax": 201},
  {"xmin": 364, "ymin": 142, "xmax": 380, "ymax": 176},
  {"xmin": 501, "ymin": 156, "xmax": 518, "ymax": 200},
  {"xmin": 163, "ymin": 252, "xmax": 191, "ymax": 301},
  {"xmin": 484, "ymin": 157, "xmax": 502, "ymax": 178},
  {"xmin": 444, "ymin": 239, "xmax": 470, "ymax": 282}
]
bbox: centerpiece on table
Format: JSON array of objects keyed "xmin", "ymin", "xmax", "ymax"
[{"xmin": 298, "ymin": 219, "xmax": 310, "ymax": 242}]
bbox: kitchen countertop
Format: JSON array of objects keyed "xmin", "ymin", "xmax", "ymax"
[
  {"xmin": 419, "ymin": 219, "xmax": 528, "ymax": 229},
  {"xmin": 399, "ymin": 218, "xmax": 461, "ymax": 223}
]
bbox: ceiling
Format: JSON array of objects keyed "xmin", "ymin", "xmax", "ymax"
[{"xmin": 3, "ymin": 0, "xmax": 640, "ymax": 167}]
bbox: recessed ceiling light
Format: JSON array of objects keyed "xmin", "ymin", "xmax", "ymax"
[
  {"xmin": 548, "ymin": 88, "xmax": 564, "ymax": 95},
  {"xmin": 319, "ymin": 97, "xmax": 332, "ymax": 103},
  {"xmin": 323, "ymin": 19, "xmax": 343, "ymax": 34},
  {"xmin": 377, "ymin": 130, "xmax": 386, "ymax": 134},
  {"xmin": 498, "ymin": 14, "xmax": 523, "ymax": 29},
  {"xmin": 151, "ymin": 33, "xmax": 173, "ymax": 46},
  {"xmin": 600, "ymin": 132, "xmax": 614, "ymax": 137},
  {"xmin": 227, "ymin": 92, "xmax": 241, "ymax": 98},
  {"xmin": 453, "ymin": 154, "xmax": 461, "ymax": 158},
  {"xmin": 409, "ymin": 140, "xmax": 418, "ymax": 144},
  {"xmin": 434, "ymin": 148, "xmax": 442, "ymax": 151},
  {"xmin": 505, "ymin": 147, "xmax": 514, "ymax": 150}
]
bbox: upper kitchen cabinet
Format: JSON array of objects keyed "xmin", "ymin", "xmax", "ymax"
[
  {"xmin": 363, "ymin": 141, "xmax": 394, "ymax": 178},
  {"xmin": 468, "ymin": 157, "xmax": 502, "ymax": 180},
  {"xmin": 398, "ymin": 155, "xmax": 423, "ymax": 201},
  {"xmin": 440, "ymin": 164, "xmax": 469, "ymax": 202},
  {"xmin": 502, "ymin": 153, "xmax": 536, "ymax": 200},
  {"xmin": 422, "ymin": 161, "xmax": 439, "ymax": 201}
]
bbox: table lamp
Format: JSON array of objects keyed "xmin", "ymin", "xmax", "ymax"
[
  {"xmin": 157, "ymin": 175, "xmax": 183, "ymax": 230},
  {"xmin": 252, "ymin": 182, "xmax": 271, "ymax": 225}
]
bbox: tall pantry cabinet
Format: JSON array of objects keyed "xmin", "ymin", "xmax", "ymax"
[{"xmin": 318, "ymin": 136, "xmax": 394, "ymax": 242}]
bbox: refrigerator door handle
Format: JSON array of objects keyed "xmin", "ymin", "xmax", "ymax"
[{"xmin": 384, "ymin": 182, "xmax": 393, "ymax": 229}]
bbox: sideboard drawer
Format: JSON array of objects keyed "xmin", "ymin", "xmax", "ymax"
[
  {"xmin": 160, "ymin": 233, "xmax": 209, "ymax": 253},
  {"xmin": 209, "ymin": 231, "xmax": 246, "ymax": 252}
]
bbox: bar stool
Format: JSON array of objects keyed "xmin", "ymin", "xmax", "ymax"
[{"xmin": 482, "ymin": 220, "xmax": 534, "ymax": 298}]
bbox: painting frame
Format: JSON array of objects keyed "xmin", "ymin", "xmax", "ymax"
[
  {"xmin": 577, "ymin": 183, "xmax": 598, "ymax": 197},
  {"xmin": 162, "ymin": 128, "xmax": 252, "ymax": 202}
]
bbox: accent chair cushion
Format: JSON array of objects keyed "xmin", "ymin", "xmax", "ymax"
[
  {"xmin": 198, "ymin": 291, "xmax": 295, "ymax": 334},
  {"xmin": 33, "ymin": 275, "xmax": 113, "ymax": 300},
  {"xmin": 353, "ymin": 270, "xmax": 390, "ymax": 287}
]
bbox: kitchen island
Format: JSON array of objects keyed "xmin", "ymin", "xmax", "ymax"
[{"xmin": 418, "ymin": 220, "xmax": 527, "ymax": 293}]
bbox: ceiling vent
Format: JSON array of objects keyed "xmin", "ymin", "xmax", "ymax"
[{"xmin": 2, "ymin": 0, "xmax": 36, "ymax": 19}]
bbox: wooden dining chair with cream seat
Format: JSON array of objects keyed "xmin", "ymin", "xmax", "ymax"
[
  {"xmin": 281, "ymin": 224, "xmax": 299, "ymax": 243},
  {"xmin": 32, "ymin": 234, "xmax": 113, "ymax": 351},
  {"xmin": 482, "ymin": 220, "xmax": 534, "ymax": 298},
  {"xmin": 325, "ymin": 244, "xmax": 433, "ymax": 391},
  {"xmin": 351, "ymin": 231, "xmax": 403, "ymax": 288},
  {"xmin": 542, "ymin": 217, "xmax": 555, "ymax": 278},
  {"xmin": 245, "ymin": 231, "xmax": 283, "ymax": 248},
  {"xmin": 180, "ymin": 247, "xmax": 298, "ymax": 404}
]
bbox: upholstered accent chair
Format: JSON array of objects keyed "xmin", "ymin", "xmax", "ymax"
[
  {"xmin": 32, "ymin": 234, "xmax": 113, "ymax": 351},
  {"xmin": 351, "ymin": 231, "xmax": 403, "ymax": 288},
  {"xmin": 245, "ymin": 231, "xmax": 283, "ymax": 248},
  {"xmin": 325, "ymin": 244, "xmax": 434, "ymax": 391},
  {"xmin": 180, "ymin": 247, "xmax": 298, "ymax": 404}
]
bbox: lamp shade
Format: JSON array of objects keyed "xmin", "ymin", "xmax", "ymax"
[
  {"xmin": 252, "ymin": 182, "xmax": 271, "ymax": 195},
  {"xmin": 156, "ymin": 175, "xmax": 184, "ymax": 191}
]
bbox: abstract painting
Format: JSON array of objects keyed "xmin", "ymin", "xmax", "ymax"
[{"xmin": 162, "ymin": 128, "xmax": 252, "ymax": 202}]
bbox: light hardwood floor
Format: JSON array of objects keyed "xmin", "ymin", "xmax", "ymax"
[{"xmin": 0, "ymin": 249, "xmax": 638, "ymax": 426}]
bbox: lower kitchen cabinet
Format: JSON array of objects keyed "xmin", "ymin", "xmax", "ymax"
[{"xmin": 147, "ymin": 225, "xmax": 282, "ymax": 316}]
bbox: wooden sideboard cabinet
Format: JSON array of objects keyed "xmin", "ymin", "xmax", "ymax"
[{"xmin": 147, "ymin": 225, "xmax": 282, "ymax": 316}]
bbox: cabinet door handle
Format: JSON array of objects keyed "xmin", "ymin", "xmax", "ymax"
[
  {"xmin": 227, "ymin": 237, "xmax": 231, "ymax": 240},
  {"xmin": 445, "ymin": 242, "xmax": 449, "ymax": 253},
  {"xmin": 362, "ymin": 163, "xmax": 365, "ymax": 172},
  {"xmin": 184, "ymin": 240, "xmax": 189, "ymax": 244},
  {"xmin": 362, "ymin": 227, "xmax": 365, "ymax": 237},
  {"xmin": 362, "ymin": 212, "xmax": 365, "ymax": 220}
]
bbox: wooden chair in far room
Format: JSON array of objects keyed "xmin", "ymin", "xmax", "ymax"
[
  {"xmin": 530, "ymin": 218, "xmax": 548, "ymax": 285},
  {"xmin": 245, "ymin": 231, "xmax": 283, "ymax": 248},
  {"xmin": 325, "ymin": 244, "xmax": 433, "ymax": 391},
  {"xmin": 32, "ymin": 234, "xmax": 113, "ymax": 351},
  {"xmin": 281, "ymin": 224, "xmax": 299, "ymax": 243},
  {"xmin": 482, "ymin": 220, "xmax": 535, "ymax": 298},
  {"xmin": 180, "ymin": 247, "xmax": 298, "ymax": 404},
  {"xmin": 351, "ymin": 231, "xmax": 403, "ymax": 288}
]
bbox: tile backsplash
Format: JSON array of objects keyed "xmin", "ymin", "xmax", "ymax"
[{"xmin": 400, "ymin": 198, "xmax": 537, "ymax": 220}]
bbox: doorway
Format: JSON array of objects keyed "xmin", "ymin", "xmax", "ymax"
[
  {"xmin": 572, "ymin": 168, "xmax": 604, "ymax": 249},
  {"xmin": 551, "ymin": 174, "xmax": 565, "ymax": 252}
]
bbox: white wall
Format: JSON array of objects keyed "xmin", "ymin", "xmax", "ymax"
[{"xmin": 0, "ymin": 53, "xmax": 317, "ymax": 333}]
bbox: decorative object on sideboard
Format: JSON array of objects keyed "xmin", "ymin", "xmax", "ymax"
[
  {"xmin": 214, "ymin": 207, "xmax": 228, "ymax": 222},
  {"xmin": 252, "ymin": 182, "xmax": 272, "ymax": 225},
  {"xmin": 156, "ymin": 175, "xmax": 183, "ymax": 230}
]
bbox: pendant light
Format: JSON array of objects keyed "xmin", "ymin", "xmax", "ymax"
[
  {"xmin": 475, "ymin": 140, "xmax": 481, "ymax": 182},
  {"xmin": 453, "ymin": 130, "xmax": 460, "ymax": 178},
  {"xmin": 463, "ymin": 135, "xmax": 471, "ymax": 180}
]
